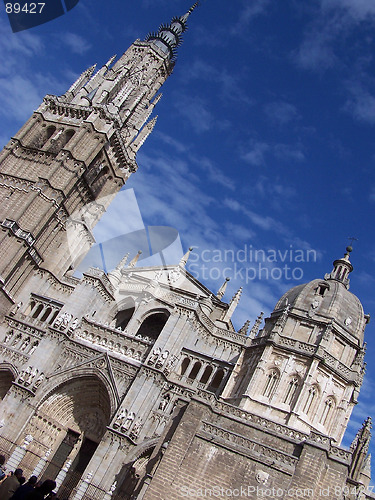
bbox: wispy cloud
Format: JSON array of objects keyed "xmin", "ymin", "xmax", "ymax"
[
  {"xmin": 242, "ymin": 140, "xmax": 305, "ymax": 166},
  {"xmin": 264, "ymin": 101, "xmax": 300, "ymax": 125},
  {"xmin": 59, "ymin": 33, "xmax": 91, "ymax": 55},
  {"xmin": 231, "ymin": 0, "xmax": 271, "ymax": 35},
  {"xmin": 344, "ymin": 82, "xmax": 375, "ymax": 124},
  {"xmin": 174, "ymin": 94, "xmax": 213, "ymax": 133},
  {"xmin": 242, "ymin": 141, "xmax": 270, "ymax": 166}
]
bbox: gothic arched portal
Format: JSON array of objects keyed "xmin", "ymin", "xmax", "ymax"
[
  {"xmin": 0, "ymin": 367, "xmax": 15, "ymax": 399},
  {"xmin": 22, "ymin": 375, "xmax": 112, "ymax": 498}
]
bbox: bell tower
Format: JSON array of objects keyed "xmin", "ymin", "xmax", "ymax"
[{"xmin": 0, "ymin": 4, "xmax": 198, "ymax": 310}]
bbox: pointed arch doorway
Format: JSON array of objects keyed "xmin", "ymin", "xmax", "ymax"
[{"xmin": 23, "ymin": 375, "xmax": 112, "ymax": 498}]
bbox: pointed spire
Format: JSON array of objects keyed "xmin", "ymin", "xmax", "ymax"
[
  {"xmin": 145, "ymin": 2, "xmax": 199, "ymax": 61},
  {"xmin": 363, "ymin": 453, "xmax": 372, "ymax": 477},
  {"xmin": 98, "ymin": 54, "xmax": 117, "ymax": 76},
  {"xmin": 179, "ymin": 247, "xmax": 194, "ymax": 268},
  {"xmin": 349, "ymin": 417, "xmax": 372, "ymax": 481},
  {"xmin": 238, "ymin": 319, "xmax": 250, "ymax": 335},
  {"xmin": 216, "ymin": 277, "xmax": 230, "ymax": 299},
  {"xmin": 325, "ymin": 245, "xmax": 354, "ymax": 289},
  {"xmin": 116, "ymin": 252, "xmax": 129, "ymax": 270},
  {"xmin": 67, "ymin": 64, "xmax": 97, "ymax": 94},
  {"xmin": 82, "ymin": 87, "xmax": 99, "ymax": 106},
  {"xmin": 128, "ymin": 250, "xmax": 142, "ymax": 268},
  {"xmin": 105, "ymin": 54, "xmax": 117, "ymax": 69},
  {"xmin": 249, "ymin": 312, "xmax": 264, "ymax": 338},
  {"xmin": 130, "ymin": 117, "xmax": 158, "ymax": 153},
  {"xmin": 221, "ymin": 287, "xmax": 242, "ymax": 323}
]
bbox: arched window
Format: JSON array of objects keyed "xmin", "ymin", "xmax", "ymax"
[
  {"xmin": 263, "ymin": 370, "xmax": 279, "ymax": 399},
  {"xmin": 304, "ymin": 386, "xmax": 317, "ymax": 415},
  {"xmin": 283, "ymin": 376, "xmax": 299, "ymax": 405},
  {"xmin": 26, "ymin": 300, "xmax": 36, "ymax": 316},
  {"xmin": 320, "ymin": 397, "xmax": 335, "ymax": 426},
  {"xmin": 136, "ymin": 311, "xmax": 170, "ymax": 341},
  {"xmin": 115, "ymin": 306, "xmax": 135, "ymax": 330},
  {"xmin": 0, "ymin": 369, "xmax": 15, "ymax": 399},
  {"xmin": 50, "ymin": 310, "xmax": 59, "ymax": 325},
  {"xmin": 187, "ymin": 362, "xmax": 202, "ymax": 380},
  {"xmin": 180, "ymin": 357, "xmax": 190, "ymax": 376},
  {"xmin": 41, "ymin": 306, "xmax": 52, "ymax": 323},
  {"xmin": 45, "ymin": 125, "xmax": 56, "ymax": 142},
  {"xmin": 32, "ymin": 304, "xmax": 44, "ymax": 319},
  {"xmin": 208, "ymin": 368, "xmax": 225, "ymax": 391},
  {"xmin": 200, "ymin": 366, "xmax": 213, "ymax": 385},
  {"xmin": 61, "ymin": 129, "xmax": 75, "ymax": 147}
]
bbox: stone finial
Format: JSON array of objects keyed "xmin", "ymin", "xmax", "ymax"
[
  {"xmin": 130, "ymin": 117, "xmax": 158, "ymax": 153},
  {"xmin": 179, "ymin": 247, "xmax": 194, "ymax": 268},
  {"xmin": 128, "ymin": 250, "xmax": 142, "ymax": 268},
  {"xmin": 238, "ymin": 319, "xmax": 250, "ymax": 335},
  {"xmin": 116, "ymin": 253, "xmax": 130, "ymax": 270},
  {"xmin": 105, "ymin": 54, "xmax": 117, "ymax": 68},
  {"xmin": 249, "ymin": 312, "xmax": 264, "ymax": 338},
  {"xmin": 349, "ymin": 417, "xmax": 372, "ymax": 481},
  {"xmin": 221, "ymin": 287, "xmax": 242, "ymax": 322},
  {"xmin": 216, "ymin": 277, "xmax": 230, "ymax": 300}
]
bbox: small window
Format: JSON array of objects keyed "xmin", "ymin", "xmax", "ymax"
[
  {"xmin": 188, "ymin": 362, "xmax": 202, "ymax": 380},
  {"xmin": 32, "ymin": 304, "xmax": 44, "ymax": 319},
  {"xmin": 200, "ymin": 366, "xmax": 213, "ymax": 384},
  {"xmin": 283, "ymin": 377, "xmax": 299, "ymax": 405},
  {"xmin": 263, "ymin": 370, "xmax": 279, "ymax": 399},
  {"xmin": 209, "ymin": 369, "xmax": 225, "ymax": 390},
  {"xmin": 316, "ymin": 283, "xmax": 329, "ymax": 296},
  {"xmin": 180, "ymin": 357, "xmax": 190, "ymax": 376}
]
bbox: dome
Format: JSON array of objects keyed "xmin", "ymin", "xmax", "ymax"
[{"xmin": 273, "ymin": 249, "xmax": 368, "ymax": 343}]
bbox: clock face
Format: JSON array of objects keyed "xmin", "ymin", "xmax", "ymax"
[{"xmin": 344, "ymin": 316, "xmax": 352, "ymax": 326}]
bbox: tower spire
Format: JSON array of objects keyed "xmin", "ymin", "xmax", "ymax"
[
  {"xmin": 146, "ymin": 2, "xmax": 199, "ymax": 61},
  {"xmin": 325, "ymin": 245, "xmax": 354, "ymax": 289}
]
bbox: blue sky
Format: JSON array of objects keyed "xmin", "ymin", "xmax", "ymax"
[{"xmin": 0, "ymin": 0, "xmax": 374, "ymax": 461}]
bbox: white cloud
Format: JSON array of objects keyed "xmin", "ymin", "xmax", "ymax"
[
  {"xmin": 231, "ymin": 0, "xmax": 270, "ymax": 35},
  {"xmin": 174, "ymin": 95, "xmax": 213, "ymax": 133},
  {"xmin": 345, "ymin": 83, "xmax": 375, "ymax": 124},
  {"xmin": 264, "ymin": 101, "xmax": 300, "ymax": 125},
  {"xmin": 274, "ymin": 143, "xmax": 305, "ymax": 162},
  {"xmin": 59, "ymin": 32, "xmax": 91, "ymax": 55},
  {"xmin": 242, "ymin": 141, "xmax": 270, "ymax": 166}
]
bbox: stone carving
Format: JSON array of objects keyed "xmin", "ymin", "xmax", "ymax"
[
  {"xmin": 163, "ymin": 355, "xmax": 177, "ymax": 376},
  {"xmin": 129, "ymin": 419, "xmax": 142, "ymax": 440},
  {"xmin": 54, "ymin": 312, "xmax": 72, "ymax": 329},
  {"xmin": 158, "ymin": 394, "xmax": 170, "ymax": 412},
  {"xmin": 18, "ymin": 366, "xmax": 45, "ymax": 391},
  {"xmin": 255, "ymin": 470, "xmax": 269, "ymax": 485},
  {"xmin": 10, "ymin": 302, "xmax": 23, "ymax": 316},
  {"xmin": 155, "ymin": 350, "xmax": 169, "ymax": 369}
]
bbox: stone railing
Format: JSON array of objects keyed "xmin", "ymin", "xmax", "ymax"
[{"xmin": 76, "ymin": 317, "xmax": 153, "ymax": 363}]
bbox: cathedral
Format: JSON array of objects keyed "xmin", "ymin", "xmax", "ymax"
[{"xmin": 0, "ymin": 4, "xmax": 373, "ymax": 499}]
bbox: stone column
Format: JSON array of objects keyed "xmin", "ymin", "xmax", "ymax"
[
  {"xmin": 71, "ymin": 471, "xmax": 93, "ymax": 500},
  {"xmin": 32, "ymin": 448, "xmax": 51, "ymax": 477},
  {"xmin": 6, "ymin": 434, "xmax": 33, "ymax": 470},
  {"xmin": 103, "ymin": 480, "xmax": 117, "ymax": 500},
  {"xmin": 55, "ymin": 458, "xmax": 72, "ymax": 491}
]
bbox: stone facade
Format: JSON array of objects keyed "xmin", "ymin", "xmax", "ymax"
[{"xmin": 0, "ymin": 5, "xmax": 373, "ymax": 500}]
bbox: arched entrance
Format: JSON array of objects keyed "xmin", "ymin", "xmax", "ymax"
[
  {"xmin": 23, "ymin": 375, "xmax": 112, "ymax": 498},
  {"xmin": 0, "ymin": 368, "xmax": 15, "ymax": 399}
]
